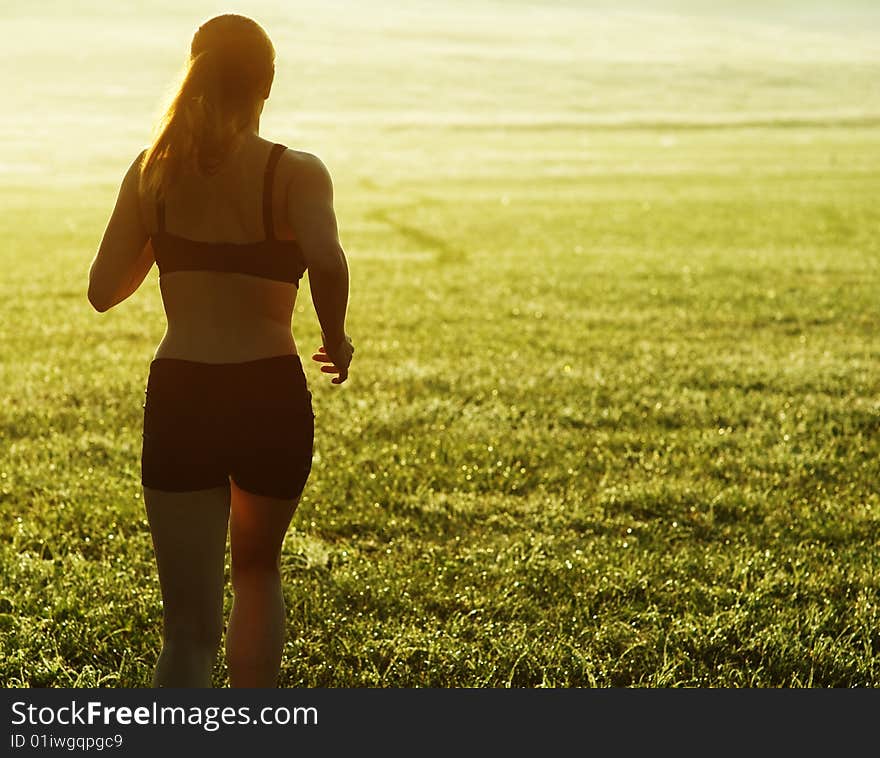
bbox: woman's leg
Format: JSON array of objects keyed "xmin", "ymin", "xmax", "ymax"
[
  {"xmin": 225, "ymin": 478, "xmax": 299, "ymax": 688},
  {"xmin": 144, "ymin": 485, "xmax": 231, "ymax": 687}
]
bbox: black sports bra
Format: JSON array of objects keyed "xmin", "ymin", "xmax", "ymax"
[{"xmin": 151, "ymin": 143, "xmax": 307, "ymax": 285}]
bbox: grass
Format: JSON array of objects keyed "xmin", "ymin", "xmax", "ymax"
[{"xmin": 1, "ymin": 0, "xmax": 879, "ymax": 687}]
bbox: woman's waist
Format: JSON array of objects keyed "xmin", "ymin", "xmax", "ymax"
[
  {"xmin": 155, "ymin": 323, "xmax": 298, "ymax": 364},
  {"xmin": 145, "ymin": 352, "xmax": 310, "ymax": 405}
]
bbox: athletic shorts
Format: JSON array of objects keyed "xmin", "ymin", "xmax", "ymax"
[{"xmin": 141, "ymin": 354, "xmax": 314, "ymax": 500}]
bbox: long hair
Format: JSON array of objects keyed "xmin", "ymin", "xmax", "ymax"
[{"xmin": 140, "ymin": 14, "xmax": 275, "ymax": 198}]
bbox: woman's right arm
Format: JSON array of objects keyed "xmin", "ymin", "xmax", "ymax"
[{"xmin": 286, "ymin": 152, "xmax": 353, "ymax": 384}]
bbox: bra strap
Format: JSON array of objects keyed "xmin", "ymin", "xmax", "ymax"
[
  {"xmin": 263, "ymin": 143, "xmax": 286, "ymax": 241},
  {"xmin": 156, "ymin": 196, "xmax": 165, "ymax": 234}
]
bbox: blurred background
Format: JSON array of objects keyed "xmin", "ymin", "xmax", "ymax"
[{"xmin": 4, "ymin": 0, "xmax": 879, "ymax": 185}]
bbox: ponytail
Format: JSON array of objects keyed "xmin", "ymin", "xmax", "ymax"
[{"xmin": 140, "ymin": 14, "xmax": 275, "ymax": 198}]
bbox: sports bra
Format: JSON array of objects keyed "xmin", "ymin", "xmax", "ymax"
[{"xmin": 151, "ymin": 142, "xmax": 307, "ymax": 285}]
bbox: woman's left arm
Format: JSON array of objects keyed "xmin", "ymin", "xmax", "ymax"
[{"xmin": 88, "ymin": 150, "xmax": 155, "ymax": 312}]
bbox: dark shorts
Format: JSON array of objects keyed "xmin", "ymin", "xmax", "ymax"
[{"xmin": 141, "ymin": 354, "xmax": 314, "ymax": 500}]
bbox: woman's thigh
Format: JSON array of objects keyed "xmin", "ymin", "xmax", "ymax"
[
  {"xmin": 144, "ymin": 485, "xmax": 231, "ymax": 632},
  {"xmin": 228, "ymin": 478, "xmax": 299, "ymax": 575}
]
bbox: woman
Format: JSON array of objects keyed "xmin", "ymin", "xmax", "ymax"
[{"xmin": 88, "ymin": 13, "xmax": 354, "ymax": 688}]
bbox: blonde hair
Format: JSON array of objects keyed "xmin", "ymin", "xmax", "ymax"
[{"xmin": 140, "ymin": 14, "xmax": 275, "ymax": 197}]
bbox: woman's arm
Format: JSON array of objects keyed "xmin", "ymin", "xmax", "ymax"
[
  {"xmin": 88, "ymin": 150, "xmax": 154, "ymax": 312},
  {"xmin": 286, "ymin": 152, "xmax": 354, "ymax": 383}
]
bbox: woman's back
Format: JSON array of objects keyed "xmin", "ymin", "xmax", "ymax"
[{"xmin": 142, "ymin": 135, "xmax": 305, "ymax": 363}]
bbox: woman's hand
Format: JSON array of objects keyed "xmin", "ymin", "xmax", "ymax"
[{"xmin": 311, "ymin": 333, "xmax": 354, "ymax": 384}]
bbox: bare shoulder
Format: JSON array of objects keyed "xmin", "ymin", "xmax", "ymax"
[
  {"xmin": 124, "ymin": 146, "xmax": 148, "ymax": 189},
  {"xmin": 278, "ymin": 148, "xmax": 334, "ymax": 200},
  {"xmin": 129, "ymin": 145, "xmax": 154, "ymax": 230}
]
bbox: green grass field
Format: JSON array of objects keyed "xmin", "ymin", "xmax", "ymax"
[{"xmin": 1, "ymin": 0, "xmax": 879, "ymax": 687}]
